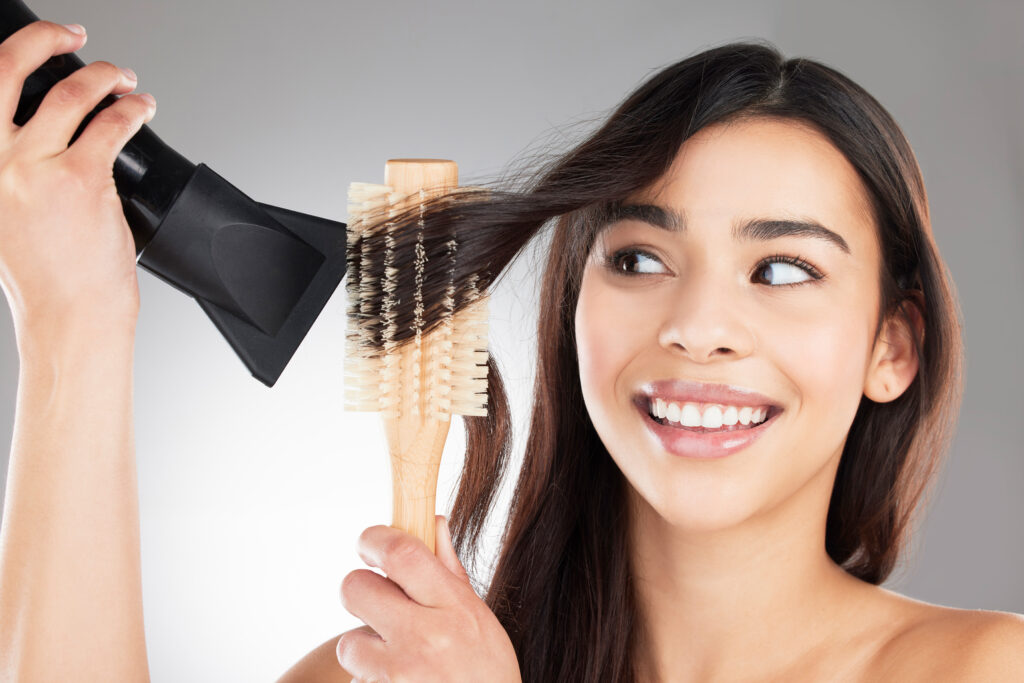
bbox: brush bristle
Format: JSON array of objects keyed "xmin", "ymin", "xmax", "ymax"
[
  {"xmin": 344, "ymin": 181, "xmax": 489, "ymax": 420},
  {"xmin": 344, "ymin": 182, "xmax": 397, "ymax": 413},
  {"xmin": 443, "ymin": 273, "xmax": 489, "ymax": 418}
]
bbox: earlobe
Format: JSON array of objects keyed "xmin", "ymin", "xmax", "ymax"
[{"xmin": 864, "ymin": 296, "xmax": 924, "ymax": 403}]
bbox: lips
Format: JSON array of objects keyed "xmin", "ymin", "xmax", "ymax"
[{"xmin": 636, "ymin": 379, "xmax": 782, "ymax": 410}]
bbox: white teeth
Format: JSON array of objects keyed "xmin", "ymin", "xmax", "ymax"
[
  {"xmin": 722, "ymin": 405, "xmax": 738, "ymax": 426},
  {"xmin": 739, "ymin": 406, "xmax": 752, "ymax": 425},
  {"xmin": 701, "ymin": 405, "xmax": 723, "ymax": 428},
  {"xmin": 647, "ymin": 398, "xmax": 773, "ymax": 428}
]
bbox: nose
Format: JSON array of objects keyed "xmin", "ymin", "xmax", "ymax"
[{"xmin": 656, "ymin": 269, "xmax": 755, "ymax": 362}]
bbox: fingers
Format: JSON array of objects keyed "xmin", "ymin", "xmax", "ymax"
[
  {"xmin": 434, "ymin": 515, "xmax": 472, "ymax": 585},
  {"xmin": 356, "ymin": 524, "xmax": 467, "ymax": 608},
  {"xmin": 60, "ymin": 86, "xmax": 155, "ymax": 169},
  {"xmin": 335, "ymin": 626, "xmax": 387, "ymax": 682},
  {"xmin": 17, "ymin": 58, "xmax": 146, "ymax": 159},
  {"xmin": 338, "ymin": 568, "xmax": 413, "ymax": 642},
  {"xmin": 0, "ymin": 21, "xmax": 88, "ymax": 136}
]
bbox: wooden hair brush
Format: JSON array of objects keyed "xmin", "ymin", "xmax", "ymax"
[{"xmin": 344, "ymin": 159, "xmax": 489, "ymax": 553}]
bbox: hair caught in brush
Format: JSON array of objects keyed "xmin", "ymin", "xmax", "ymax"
[{"xmin": 353, "ymin": 40, "xmax": 965, "ymax": 681}]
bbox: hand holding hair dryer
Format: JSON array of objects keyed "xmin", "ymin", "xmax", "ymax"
[{"xmin": 0, "ymin": 0, "xmax": 348, "ymax": 387}]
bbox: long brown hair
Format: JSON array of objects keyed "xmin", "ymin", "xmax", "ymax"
[{"xmin": 349, "ymin": 39, "xmax": 965, "ymax": 681}]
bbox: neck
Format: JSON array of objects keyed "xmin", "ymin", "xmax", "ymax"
[{"xmin": 628, "ymin": 448, "xmax": 876, "ymax": 682}]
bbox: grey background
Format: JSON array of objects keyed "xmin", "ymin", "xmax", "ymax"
[{"xmin": 0, "ymin": 0, "xmax": 1021, "ymax": 680}]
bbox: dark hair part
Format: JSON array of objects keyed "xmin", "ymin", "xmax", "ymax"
[{"xmin": 349, "ymin": 39, "xmax": 964, "ymax": 681}]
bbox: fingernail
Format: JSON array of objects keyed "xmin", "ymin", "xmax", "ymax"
[
  {"xmin": 139, "ymin": 93, "xmax": 156, "ymax": 107},
  {"xmin": 63, "ymin": 24, "xmax": 86, "ymax": 35},
  {"xmin": 120, "ymin": 67, "xmax": 138, "ymax": 81}
]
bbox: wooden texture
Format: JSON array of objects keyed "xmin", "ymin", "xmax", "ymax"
[{"xmin": 381, "ymin": 159, "xmax": 458, "ymax": 555}]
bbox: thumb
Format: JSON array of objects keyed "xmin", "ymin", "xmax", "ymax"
[{"xmin": 435, "ymin": 515, "xmax": 471, "ymax": 585}]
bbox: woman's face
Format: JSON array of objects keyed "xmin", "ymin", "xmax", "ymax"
[{"xmin": 574, "ymin": 117, "xmax": 891, "ymax": 531}]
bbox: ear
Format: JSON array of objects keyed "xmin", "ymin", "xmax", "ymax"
[{"xmin": 864, "ymin": 294, "xmax": 924, "ymax": 403}]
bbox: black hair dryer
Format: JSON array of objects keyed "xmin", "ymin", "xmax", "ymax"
[{"xmin": 1, "ymin": 0, "xmax": 348, "ymax": 387}]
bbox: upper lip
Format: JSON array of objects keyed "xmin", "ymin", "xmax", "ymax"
[{"xmin": 636, "ymin": 379, "xmax": 783, "ymax": 409}]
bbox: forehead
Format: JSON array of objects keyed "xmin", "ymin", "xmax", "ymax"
[{"xmin": 633, "ymin": 117, "xmax": 878, "ymax": 250}]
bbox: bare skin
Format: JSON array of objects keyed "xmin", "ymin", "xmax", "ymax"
[
  {"xmin": 574, "ymin": 117, "xmax": 1023, "ymax": 682},
  {"xmin": 278, "ymin": 118, "xmax": 1024, "ymax": 683},
  {"xmin": 0, "ymin": 19, "xmax": 518, "ymax": 683},
  {"xmin": 0, "ymin": 20, "xmax": 154, "ymax": 682},
  {"xmin": 1, "ymin": 21, "xmax": 1020, "ymax": 682}
]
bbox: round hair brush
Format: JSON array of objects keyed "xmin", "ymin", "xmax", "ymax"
[{"xmin": 345, "ymin": 159, "xmax": 489, "ymax": 552}]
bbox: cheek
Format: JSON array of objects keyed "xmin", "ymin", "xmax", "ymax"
[
  {"xmin": 779, "ymin": 303, "xmax": 873, "ymax": 428},
  {"xmin": 574, "ymin": 271, "xmax": 645, "ymax": 421},
  {"xmin": 574, "ymin": 278, "xmax": 611, "ymax": 409}
]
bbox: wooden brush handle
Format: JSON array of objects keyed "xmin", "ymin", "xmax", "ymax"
[{"xmin": 382, "ymin": 158, "xmax": 458, "ymax": 555}]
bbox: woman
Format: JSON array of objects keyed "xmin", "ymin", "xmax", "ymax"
[
  {"xmin": 0, "ymin": 21, "xmax": 1019, "ymax": 683},
  {"xmin": 321, "ymin": 37, "xmax": 1024, "ymax": 682}
]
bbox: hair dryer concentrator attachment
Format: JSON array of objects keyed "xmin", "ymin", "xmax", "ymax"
[
  {"xmin": 137, "ymin": 164, "xmax": 348, "ymax": 387},
  {"xmin": 2, "ymin": 0, "xmax": 347, "ymax": 387}
]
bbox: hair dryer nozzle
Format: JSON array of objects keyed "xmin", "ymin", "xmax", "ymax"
[{"xmin": 138, "ymin": 164, "xmax": 346, "ymax": 387}]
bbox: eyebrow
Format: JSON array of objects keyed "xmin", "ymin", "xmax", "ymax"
[{"xmin": 600, "ymin": 203, "xmax": 851, "ymax": 255}]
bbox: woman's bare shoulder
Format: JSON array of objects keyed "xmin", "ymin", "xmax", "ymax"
[
  {"xmin": 864, "ymin": 591, "xmax": 1024, "ymax": 682},
  {"xmin": 275, "ymin": 629, "xmax": 369, "ymax": 683}
]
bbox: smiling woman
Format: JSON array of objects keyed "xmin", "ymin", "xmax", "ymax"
[
  {"xmin": 0, "ymin": 10, "xmax": 1019, "ymax": 682},
  {"xmin": 340, "ymin": 38, "xmax": 1024, "ymax": 681}
]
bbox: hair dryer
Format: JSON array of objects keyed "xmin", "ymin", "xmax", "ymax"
[{"xmin": 0, "ymin": 0, "xmax": 348, "ymax": 388}]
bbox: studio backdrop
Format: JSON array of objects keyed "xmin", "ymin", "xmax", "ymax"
[{"xmin": 0, "ymin": 0, "xmax": 1021, "ymax": 681}]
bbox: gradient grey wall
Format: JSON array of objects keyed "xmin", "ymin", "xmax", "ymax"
[{"xmin": 0, "ymin": 0, "xmax": 1020, "ymax": 680}]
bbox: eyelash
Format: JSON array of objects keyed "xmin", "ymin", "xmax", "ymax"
[{"xmin": 603, "ymin": 247, "xmax": 826, "ymax": 287}]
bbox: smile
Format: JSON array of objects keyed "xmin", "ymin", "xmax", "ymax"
[
  {"xmin": 647, "ymin": 398, "xmax": 775, "ymax": 431},
  {"xmin": 633, "ymin": 397, "xmax": 783, "ymax": 459}
]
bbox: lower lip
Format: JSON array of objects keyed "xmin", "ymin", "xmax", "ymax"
[{"xmin": 635, "ymin": 400, "xmax": 781, "ymax": 459}]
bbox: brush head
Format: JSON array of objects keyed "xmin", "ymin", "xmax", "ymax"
[{"xmin": 344, "ymin": 176, "xmax": 489, "ymax": 421}]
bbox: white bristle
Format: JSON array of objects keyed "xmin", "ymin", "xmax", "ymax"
[
  {"xmin": 379, "ymin": 202, "xmax": 402, "ymax": 418},
  {"xmin": 344, "ymin": 181, "xmax": 395, "ymax": 412},
  {"xmin": 427, "ymin": 237, "xmax": 458, "ymax": 421},
  {"xmin": 345, "ymin": 181, "xmax": 490, "ymax": 420},
  {"xmin": 443, "ymin": 274, "xmax": 489, "ymax": 418},
  {"xmin": 410, "ymin": 189, "xmax": 427, "ymax": 416}
]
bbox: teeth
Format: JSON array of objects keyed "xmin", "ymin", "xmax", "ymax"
[
  {"xmin": 701, "ymin": 405, "xmax": 723, "ymax": 428},
  {"xmin": 647, "ymin": 398, "xmax": 772, "ymax": 428}
]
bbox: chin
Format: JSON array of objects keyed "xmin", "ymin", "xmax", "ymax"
[
  {"xmin": 623, "ymin": 468, "xmax": 763, "ymax": 534},
  {"xmin": 654, "ymin": 499, "xmax": 758, "ymax": 534}
]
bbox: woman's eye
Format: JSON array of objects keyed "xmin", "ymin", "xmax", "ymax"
[
  {"xmin": 755, "ymin": 261, "xmax": 812, "ymax": 286},
  {"xmin": 753, "ymin": 255, "xmax": 824, "ymax": 287},
  {"xmin": 606, "ymin": 248, "xmax": 667, "ymax": 275}
]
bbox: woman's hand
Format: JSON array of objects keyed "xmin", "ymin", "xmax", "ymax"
[
  {"xmin": 0, "ymin": 20, "xmax": 155, "ymax": 354},
  {"xmin": 338, "ymin": 515, "xmax": 522, "ymax": 683}
]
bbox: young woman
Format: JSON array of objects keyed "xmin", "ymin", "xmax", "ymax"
[
  {"xmin": 304, "ymin": 38, "xmax": 1024, "ymax": 683},
  {"xmin": 0, "ymin": 20, "xmax": 1020, "ymax": 683}
]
